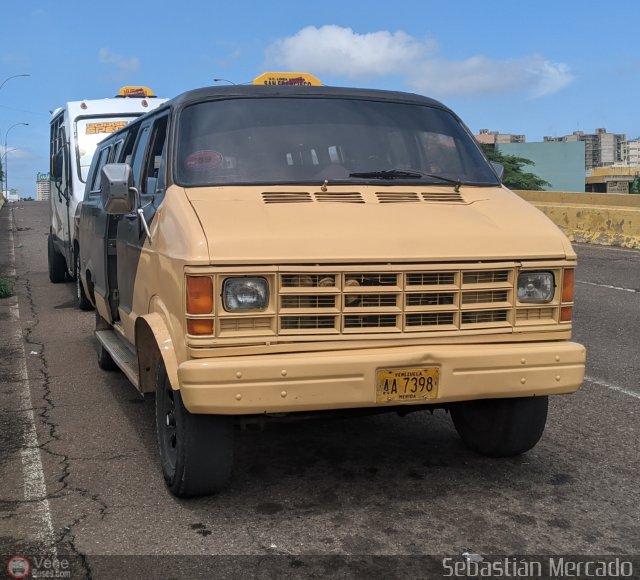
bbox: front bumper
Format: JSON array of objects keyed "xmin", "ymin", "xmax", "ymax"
[{"xmin": 178, "ymin": 341, "xmax": 586, "ymax": 414}]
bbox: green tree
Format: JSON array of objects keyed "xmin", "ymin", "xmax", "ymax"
[{"xmin": 480, "ymin": 144, "xmax": 551, "ymax": 191}]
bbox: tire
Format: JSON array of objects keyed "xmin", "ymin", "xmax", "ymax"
[
  {"xmin": 74, "ymin": 250, "xmax": 94, "ymax": 311},
  {"xmin": 47, "ymin": 233, "xmax": 67, "ymax": 283},
  {"xmin": 96, "ymin": 341, "xmax": 117, "ymax": 371},
  {"xmin": 156, "ymin": 362, "xmax": 233, "ymax": 497},
  {"xmin": 95, "ymin": 312, "xmax": 117, "ymax": 371},
  {"xmin": 450, "ymin": 396, "xmax": 548, "ymax": 457}
]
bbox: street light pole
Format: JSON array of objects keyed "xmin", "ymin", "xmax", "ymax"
[
  {"xmin": 1, "ymin": 74, "xmax": 30, "ymax": 199},
  {"xmin": 0, "ymin": 73, "xmax": 30, "ymax": 92},
  {"xmin": 4, "ymin": 123, "xmax": 29, "ymax": 197}
]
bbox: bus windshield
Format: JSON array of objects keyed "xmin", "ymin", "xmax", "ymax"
[
  {"xmin": 75, "ymin": 116, "xmax": 139, "ymax": 182},
  {"xmin": 175, "ymin": 98, "xmax": 499, "ymax": 187}
]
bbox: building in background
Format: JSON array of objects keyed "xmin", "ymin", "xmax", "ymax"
[
  {"xmin": 496, "ymin": 141, "xmax": 586, "ymax": 193},
  {"xmin": 544, "ymin": 129, "xmax": 625, "ymax": 171},
  {"xmin": 621, "ymin": 138, "xmax": 640, "ymax": 166},
  {"xmin": 585, "ymin": 166, "xmax": 640, "ymax": 193},
  {"xmin": 36, "ymin": 172, "xmax": 51, "ymax": 201},
  {"xmin": 475, "ymin": 129, "xmax": 526, "ymax": 145}
]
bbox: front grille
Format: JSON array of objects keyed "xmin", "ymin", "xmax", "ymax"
[
  {"xmin": 462, "ymin": 290, "xmax": 509, "ymax": 304},
  {"xmin": 196, "ymin": 264, "xmax": 564, "ymax": 341},
  {"xmin": 281, "ymin": 316, "xmax": 337, "ymax": 330},
  {"xmin": 277, "ymin": 266, "xmax": 516, "ymax": 334},
  {"xmin": 461, "ymin": 310, "xmax": 508, "ymax": 325},
  {"xmin": 344, "ymin": 314, "xmax": 399, "ymax": 329},
  {"xmin": 406, "ymin": 312, "xmax": 456, "ymax": 327}
]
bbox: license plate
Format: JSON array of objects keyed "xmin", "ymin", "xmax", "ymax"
[{"xmin": 376, "ymin": 367, "xmax": 439, "ymax": 403}]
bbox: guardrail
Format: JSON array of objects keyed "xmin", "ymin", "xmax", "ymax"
[
  {"xmin": 0, "ymin": 190, "xmax": 637, "ymax": 249},
  {"xmin": 515, "ymin": 190, "xmax": 640, "ymax": 250}
]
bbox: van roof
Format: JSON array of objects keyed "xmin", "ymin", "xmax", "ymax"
[{"xmin": 168, "ymin": 84, "xmax": 452, "ymax": 114}]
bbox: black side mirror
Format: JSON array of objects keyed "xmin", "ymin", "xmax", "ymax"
[{"xmin": 101, "ymin": 164, "xmax": 135, "ymax": 215}]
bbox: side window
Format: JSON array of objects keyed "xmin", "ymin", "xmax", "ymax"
[
  {"xmin": 110, "ymin": 139, "xmax": 125, "ymax": 163},
  {"xmin": 118, "ymin": 125, "xmax": 141, "ymax": 165},
  {"xmin": 140, "ymin": 116, "xmax": 169, "ymax": 196},
  {"xmin": 130, "ymin": 125, "xmax": 151, "ymax": 187},
  {"xmin": 87, "ymin": 146, "xmax": 111, "ymax": 197}
]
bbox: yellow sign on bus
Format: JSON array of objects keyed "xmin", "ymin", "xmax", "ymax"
[
  {"xmin": 117, "ymin": 86, "xmax": 156, "ymax": 98},
  {"xmin": 85, "ymin": 121, "xmax": 129, "ymax": 135},
  {"xmin": 252, "ymin": 72, "xmax": 321, "ymax": 87}
]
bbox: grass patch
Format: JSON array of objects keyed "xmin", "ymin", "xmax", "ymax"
[{"xmin": 0, "ymin": 276, "xmax": 14, "ymax": 299}]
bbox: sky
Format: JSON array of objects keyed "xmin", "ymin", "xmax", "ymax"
[{"xmin": 2, "ymin": 0, "xmax": 639, "ymax": 198}]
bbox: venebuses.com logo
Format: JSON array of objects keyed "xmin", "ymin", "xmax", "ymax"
[
  {"xmin": 7, "ymin": 556, "xmax": 30, "ymax": 579},
  {"xmin": 6, "ymin": 555, "xmax": 71, "ymax": 579}
]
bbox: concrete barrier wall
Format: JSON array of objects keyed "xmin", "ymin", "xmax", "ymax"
[{"xmin": 514, "ymin": 190, "xmax": 640, "ymax": 249}]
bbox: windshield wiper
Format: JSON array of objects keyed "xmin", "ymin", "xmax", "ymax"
[{"xmin": 348, "ymin": 168, "xmax": 462, "ymax": 191}]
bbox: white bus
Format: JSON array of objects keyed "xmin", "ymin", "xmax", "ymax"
[{"xmin": 48, "ymin": 86, "xmax": 167, "ymax": 307}]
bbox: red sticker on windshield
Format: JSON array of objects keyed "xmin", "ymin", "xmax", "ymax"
[{"xmin": 184, "ymin": 150, "xmax": 223, "ymax": 171}]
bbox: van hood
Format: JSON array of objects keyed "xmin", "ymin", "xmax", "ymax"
[{"xmin": 185, "ymin": 186, "xmax": 571, "ymax": 264}]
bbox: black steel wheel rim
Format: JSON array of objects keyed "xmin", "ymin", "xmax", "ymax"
[{"xmin": 161, "ymin": 381, "xmax": 178, "ymax": 469}]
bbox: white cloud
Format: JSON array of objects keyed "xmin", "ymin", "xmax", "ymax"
[
  {"xmin": 266, "ymin": 26, "xmax": 573, "ymax": 99},
  {"xmin": 266, "ymin": 25, "xmax": 434, "ymax": 78},
  {"xmin": 98, "ymin": 48, "xmax": 140, "ymax": 75}
]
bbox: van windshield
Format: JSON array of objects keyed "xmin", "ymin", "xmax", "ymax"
[{"xmin": 175, "ymin": 97, "xmax": 499, "ymax": 187}]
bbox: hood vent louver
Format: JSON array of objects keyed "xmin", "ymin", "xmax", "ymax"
[
  {"xmin": 262, "ymin": 190, "xmax": 466, "ymax": 204},
  {"xmin": 314, "ymin": 192, "xmax": 364, "ymax": 203},
  {"xmin": 376, "ymin": 192, "xmax": 421, "ymax": 203},
  {"xmin": 262, "ymin": 192, "xmax": 313, "ymax": 203},
  {"xmin": 421, "ymin": 191, "xmax": 465, "ymax": 203}
]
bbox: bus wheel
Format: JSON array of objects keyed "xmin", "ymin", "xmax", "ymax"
[
  {"xmin": 75, "ymin": 251, "xmax": 93, "ymax": 311},
  {"xmin": 155, "ymin": 362, "xmax": 233, "ymax": 497},
  {"xmin": 47, "ymin": 233, "xmax": 67, "ymax": 283},
  {"xmin": 450, "ymin": 396, "xmax": 548, "ymax": 457}
]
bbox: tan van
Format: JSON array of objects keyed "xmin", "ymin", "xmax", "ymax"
[{"xmin": 79, "ymin": 74, "xmax": 585, "ymax": 497}]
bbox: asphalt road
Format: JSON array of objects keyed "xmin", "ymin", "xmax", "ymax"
[{"xmin": 1, "ymin": 201, "xmax": 638, "ymax": 579}]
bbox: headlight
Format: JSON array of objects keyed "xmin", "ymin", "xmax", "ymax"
[
  {"xmin": 223, "ymin": 277, "xmax": 269, "ymax": 311},
  {"xmin": 517, "ymin": 271, "xmax": 554, "ymax": 303}
]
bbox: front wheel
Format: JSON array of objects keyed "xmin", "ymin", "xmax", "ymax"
[
  {"xmin": 450, "ymin": 396, "xmax": 548, "ymax": 457},
  {"xmin": 155, "ymin": 362, "xmax": 234, "ymax": 497}
]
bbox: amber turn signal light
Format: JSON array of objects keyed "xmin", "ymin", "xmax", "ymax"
[
  {"xmin": 560, "ymin": 306, "xmax": 573, "ymax": 322},
  {"xmin": 187, "ymin": 276, "xmax": 213, "ymax": 314},
  {"xmin": 562, "ymin": 269, "xmax": 575, "ymax": 303},
  {"xmin": 187, "ymin": 319, "xmax": 214, "ymax": 335}
]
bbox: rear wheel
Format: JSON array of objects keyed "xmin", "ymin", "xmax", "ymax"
[
  {"xmin": 156, "ymin": 362, "xmax": 233, "ymax": 497},
  {"xmin": 450, "ymin": 396, "xmax": 548, "ymax": 457},
  {"xmin": 47, "ymin": 233, "xmax": 67, "ymax": 283},
  {"xmin": 74, "ymin": 250, "xmax": 93, "ymax": 311}
]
